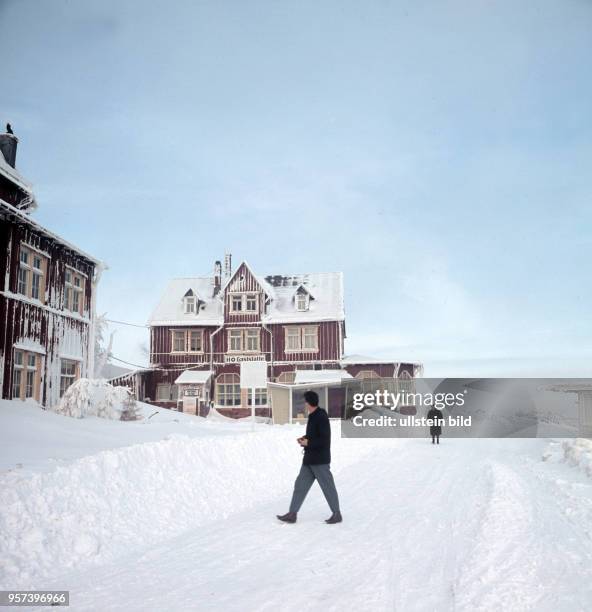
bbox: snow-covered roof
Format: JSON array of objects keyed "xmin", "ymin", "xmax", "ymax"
[
  {"xmin": 0, "ymin": 199, "xmax": 103, "ymax": 266},
  {"xmin": 175, "ymin": 370, "xmax": 213, "ymax": 385},
  {"xmin": 0, "ymin": 141, "xmax": 34, "ymax": 196},
  {"xmin": 149, "ymin": 277, "xmax": 224, "ymax": 326},
  {"xmin": 262, "ymin": 271, "xmax": 343, "ymax": 323},
  {"xmin": 148, "ymin": 265, "xmax": 344, "ymax": 326},
  {"xmin": 341, "ymin": 354, "xmax": 422, "ymax": 366},
  {"xmin": 293, "ymin": 369, "xmax": 353, "ymax": 384},
  {"xmin": 341, "ymin": 354, "xmax": 387, "ymax": 364}
]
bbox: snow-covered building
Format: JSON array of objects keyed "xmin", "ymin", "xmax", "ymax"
[
  {"xmin": 0, "ymin": 126, "xmax": 103, "ymax": 407},
  {"xmin": 120, "ymin": 256, "xmax": 420, "ymax": 418}
]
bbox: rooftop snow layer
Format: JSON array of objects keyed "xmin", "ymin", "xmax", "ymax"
[
  {"xmin": 148, "ymin": 268, "xmax": 344, "ymax": 326},
  {"xmin": 0, "ymin": 199, "xmax": 103, "ymax": 266},
  {"xmin": 0, "ymin": 144, "xmax": 33, "ymax": 195},
  {"xmin": 175, "ymin": 370, "xmax": 213, "ymax": 385},
  {"xmin": 148, "ymin": 277, "xmax": 224, "ymax": 326}
]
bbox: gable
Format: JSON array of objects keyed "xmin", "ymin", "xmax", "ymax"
[{"xmin": 224, "ymin": 261, "xmax": 268, "ymax": 297}]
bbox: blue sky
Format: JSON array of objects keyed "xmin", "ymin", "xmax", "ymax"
[{"xmin": 2, "ymin": 0, "xmax": 591, "ymax": 376}]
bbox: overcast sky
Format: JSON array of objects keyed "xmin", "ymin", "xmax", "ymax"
[{"xmin": 2, "ymin": 0, "xmax": 591, "ymax": 376}]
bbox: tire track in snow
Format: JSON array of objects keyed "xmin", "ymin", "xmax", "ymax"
[{"xmin": 454, "ymin": 461, "xmax": 543, "ymax": 611}]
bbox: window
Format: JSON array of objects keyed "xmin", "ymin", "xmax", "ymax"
[
  {"xmin": 18, "ymin": 266, "xmax": 28, "ymax": 295},
  {"xmin": 64, "ymin": 268, "xmax": 85, "ymax": 314},
  {"xmin": 303, "ymin": 326, "xmax": 318, "ymax": 350},
  {"xmin": 12, "ymin": 349, "xmax": 42, "ymax": 401},
  {"xmin": 18, "ymin": 246, "xmax": 47, "ymax": 302},
  {"xmin": 216, "ymin": 373, "xmax": 241, "ymax": 407},
  {"xmin": 229, "ymin": 329, "xmax": 243, "ymax": 352},
  {"xmin": 231, "ymin": 295, "xmax": 243, "ymax": 312},
  {"xmin": 245, "ymin": 328, "xmax": 260, "ymax": 352},
  {"xmin": 230, "ymin": 293, "xmax": 259, "ymax": 314},
  {"xmin": 284, "ymin": 326, "xmax": 318, "ymax": 352},
  {"xmin": 60, "ymin": 359, "xmax": 78, "ymax": 398},
  {"xmin": 189, "ymin": 330, "xmax": 203, "ymax": 352},
  {"xmin": 296, "ymin": 293, "xmax": 308, "ymax": 311},
  {"xmin": 184, "ymin": 296, "xmax": 196, "ymax": 314},
  {"xmin": 246, "ymin": 294, "xmax": 257, "ymax": 312},
  {"xmin": 248, "ymin": 388, "xmax": 267, "ymax": 406},
  {"xmin": 171, "ymin": 329, "xmax": 204, "ymax": 353},
  {"xmin": 228, "ymin": 328, "xmax": 260, "ymax": 352},
  {"xmin": 156, "ymin": 384, "xmax": 178, "ymax": 401},
  {"xmin": 286, "ymin": 327, "xmax": 301, "ymax": 351},
  {"xmin": 12, "ymin": 350, "xmax": 23, "ymax": 399},
  {"xmin": 157, "ymin": 384, "xmax": 170, "ymax": 401},
  {"xmin": 25, "ymin": 354, "xmax": 36, "ymax": 398},
  {"xmin": 172, "ymin": 330, "xmax": 186, "ymax": 353}
]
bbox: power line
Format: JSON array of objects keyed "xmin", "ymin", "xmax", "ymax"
[
  {"xmin": 110, "ymin": 355, "xmax": 151, "ymax": 369},
  {"xmin": 104, "ymin": 318, "xmax": 148, "ymax": 328}
]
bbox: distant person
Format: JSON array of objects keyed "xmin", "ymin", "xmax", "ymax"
[
  {"xmin": 277, "ymin": 390, "xmax": 342, "ymax": 524},
  {"xmin": 6, "ymin": 123, "xmax": 13, "ymax": 134},
  {"xmin": 427, "ymin": 406, "xmax": 443, "ymax": 444}
]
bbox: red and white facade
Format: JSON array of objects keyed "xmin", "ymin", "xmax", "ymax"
[{"xmin": 123, "ymin": 257, "xmax": 420, "ymax": 418}]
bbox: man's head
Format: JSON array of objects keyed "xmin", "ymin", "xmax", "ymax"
[{"xmin": 303, "ymin": 390, "xmax": 319, "ymax": 412}]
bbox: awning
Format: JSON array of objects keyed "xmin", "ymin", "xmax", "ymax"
[{"xmin": 174, "ymin": 370, "xmax": 213, "ymax": 385}]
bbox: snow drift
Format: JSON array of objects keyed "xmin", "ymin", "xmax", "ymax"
[
  {"xmin": 562, "ymin": 438, "xmax": 592, "ymax": 477},
  {"xmin": 0, "ymin": 424, "xmax": 378, "ymax": 587}
]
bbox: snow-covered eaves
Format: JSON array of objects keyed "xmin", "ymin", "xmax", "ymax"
[
  {"xmin": 174, "ymin": 370, "xmax": 213, "ymax": 385},
  {"xmin": 0, "ymin": 199, "xmax": 103, "ymax": 267},
  {"xmin": 0, "ymin": 150, "xmax": 34, "ymax": 195}
]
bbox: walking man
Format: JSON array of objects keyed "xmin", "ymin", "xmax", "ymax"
[
  {"xmin": 427, "ymin": 405, "xmax": 444, "ymax": 444},
  {"xmin": 277, "ymin": 390, "xmax": 342, "ymax": 524}
]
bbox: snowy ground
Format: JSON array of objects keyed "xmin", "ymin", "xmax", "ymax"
[{"xmin": 1, "ymin": 401, "xmax": 592, "ymax": 611}]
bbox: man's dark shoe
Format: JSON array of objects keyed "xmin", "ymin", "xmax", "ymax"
[
  {"xmin": 277, "ymin": 512, "xmax": 297, "ymax": 523},
  {"xmin": 325, "ymin": 511, "xmax": 343, "ymax": 524}
]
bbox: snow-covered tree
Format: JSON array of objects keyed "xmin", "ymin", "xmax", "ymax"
[{"xmin": 94, "ymin": 313, "xmax": 115, "ymax": 378}]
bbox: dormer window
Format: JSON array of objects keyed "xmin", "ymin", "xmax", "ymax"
[
  {"xmin": 296, "ymin": 293, "xmax": 309, "ymax": 311},
  {"xmin": 183, "ymin": 289, "xmax": 197, "ymax": 314}
]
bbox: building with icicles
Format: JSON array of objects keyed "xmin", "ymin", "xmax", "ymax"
[{"xmin": 0, "ymin": 126, "xmax": 103, "ymax": 407}]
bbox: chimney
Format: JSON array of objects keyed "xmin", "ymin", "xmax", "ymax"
[
  {"xmin": 214, "ymin": 260, "xmax": 222, "ymax": 292},
  {"xmin": 0, "ymin": 124, "xmax": 18, "ymax": 168},
  {"xmin": 224, "ymin": 252, "xmax": 232, "ymax": 279}
]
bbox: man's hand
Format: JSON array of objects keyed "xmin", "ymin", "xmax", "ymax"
[{"xmin": 299, "ymin": 437, "xmax": 309, "ymax": 447}]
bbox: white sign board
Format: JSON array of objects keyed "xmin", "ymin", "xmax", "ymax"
[{"xmin": 240, "ymin": 361, "xmax": 267, "ymax": 388}]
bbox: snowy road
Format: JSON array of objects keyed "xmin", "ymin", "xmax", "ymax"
[{"xmin": 37, "ymin": 439, "xmax": 592, "ymax": 612}]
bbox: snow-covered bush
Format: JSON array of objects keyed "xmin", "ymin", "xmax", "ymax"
[
  {"xmin": 562, "ymin": 438, "xmax": 592, "ymax": 477},
  {"xmin": 55, "ymin": 379, "xmax": 140, "ymax": 420}
]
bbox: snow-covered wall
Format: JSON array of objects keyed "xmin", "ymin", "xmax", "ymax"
[{"xmin": 0, "ymin": 216, "xmax": 96, "ymax": 407}]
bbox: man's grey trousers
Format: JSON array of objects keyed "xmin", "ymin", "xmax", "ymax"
[{"xmin": 289, "ymin": 463, "xmax": 340, "ymax": 514}]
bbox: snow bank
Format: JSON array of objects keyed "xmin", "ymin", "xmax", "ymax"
[
  {"xmin": 561, "ymin": 438, "xmax": 592, "ymax": 477},
  {"xmin": 0, "ymin": 424, "xmax": 380, "ymax": 587},
  {"xmin": 54, "ymin": 378, "xmax": 139, "ymax": 420}
]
